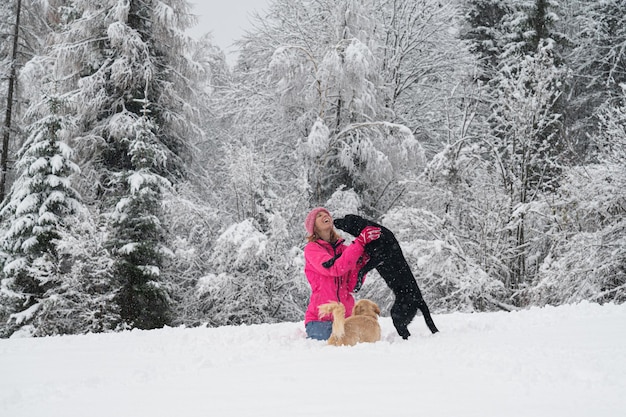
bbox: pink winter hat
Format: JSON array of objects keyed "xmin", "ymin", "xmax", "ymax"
[{"xmin": 304, "ymin": 207, "xmax": 330, "ymax": 236}]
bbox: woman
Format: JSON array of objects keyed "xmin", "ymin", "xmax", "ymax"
[{"xmin": 303, "ymin": 207, "xmax": 381, "ymax": 340}]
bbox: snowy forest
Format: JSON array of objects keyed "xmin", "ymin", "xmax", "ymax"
[{"xmin": 0, "ymin": 0, "xmax": 623, "ymax": 338}]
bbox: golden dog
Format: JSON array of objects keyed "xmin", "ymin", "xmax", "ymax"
[{"xmin": 318, "ymin": 299, "xmax": 381, "ymax": 346}]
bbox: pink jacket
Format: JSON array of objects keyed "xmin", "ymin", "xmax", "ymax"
[{"xmin": 303, "ymin": 238, "xmax": 368, "ymax": 324}]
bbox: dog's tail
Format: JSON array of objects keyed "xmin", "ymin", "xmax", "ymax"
[{"xmin": 318, "ymin": 302, "xmax": 346, "ymax": 338}]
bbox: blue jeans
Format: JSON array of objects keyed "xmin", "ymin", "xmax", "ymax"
[{"xmin": 305, "ymin": 321, "xmax": 333, "ymax": 340}]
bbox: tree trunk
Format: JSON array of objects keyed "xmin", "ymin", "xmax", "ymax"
[{"xmin": 1, "ymin": 0, "xmax": 22, "ymax": 202}]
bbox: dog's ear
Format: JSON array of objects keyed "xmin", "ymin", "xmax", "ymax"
[
  {"xmin": 365, "ymin": 300, "xmax": 380, "ymax": 316},
  {"xmin": 373, "ymin": 302, "xmax": 380, "ymax": 316}
]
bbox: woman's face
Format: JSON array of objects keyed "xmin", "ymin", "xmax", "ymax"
[{"xmin": 314, "ymin": 210, "xmax": 333, "ymax": 235}]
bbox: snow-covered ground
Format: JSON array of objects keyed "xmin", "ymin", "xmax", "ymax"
[{"xmin": 1, "ymin": 301, "xmax": 625, "ymax": 417}]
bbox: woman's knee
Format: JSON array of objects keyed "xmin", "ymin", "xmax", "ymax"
[{"xmin": 305, "ymin": 321, "xmax": 332, "ymax": 340}]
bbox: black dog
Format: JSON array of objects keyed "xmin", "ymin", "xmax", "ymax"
[{"xmin": 333, "ymin": 214, "xmax": 439, "ymax": 339}]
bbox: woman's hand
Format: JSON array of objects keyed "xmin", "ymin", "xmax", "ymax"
[{"xmin": 355, "ymin": 226, "xmax": 381, "ymax": 246}]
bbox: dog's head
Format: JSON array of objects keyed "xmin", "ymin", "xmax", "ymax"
[
  {"xmin": 333, "ymin": 214, "xmax": 371, "ymax": 237},
  {"xmin": 352, "ymin": 299, "xmax": 381, "ymax": 318}
]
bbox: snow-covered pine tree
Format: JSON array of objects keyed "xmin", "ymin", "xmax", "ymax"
[
  {"xmin": 50, "ymin": 0, "xmax": 204, "ymax": 329},
  {"xmin": 54, "ymin": 0, "xmax": 202, "ymax": 190},
  {"xmin": 107, "ymin": 101, "xmax": 172, "ymax": 329},
  {"xmin": 1, "ymin": 0, "xmax": 68, "ymax": 200},
  {"xmin": 461, "ymin": 0, "xmax": 513, "ymax": 83},
  {"xmin": 0, "ymin": 95, "xmax": 82, "ymax": 337}
]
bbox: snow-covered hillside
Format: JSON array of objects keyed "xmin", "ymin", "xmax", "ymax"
[{"xmin": 1, "ymin": 301, "xmax": 625, "ymax": 417}]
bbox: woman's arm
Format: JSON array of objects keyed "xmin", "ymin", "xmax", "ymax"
[{"xmin": 304, "ymin": 241, "xmax": 365, "ymax": 277}]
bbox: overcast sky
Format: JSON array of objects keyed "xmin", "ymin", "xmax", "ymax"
[{"xmin": 187, "ymin": 0, "xmax": 271, "ymax": 60}]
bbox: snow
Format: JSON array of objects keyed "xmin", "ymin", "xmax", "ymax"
[
  {"xmin": 1, "ymin": 301, "xmax": 625, "ymax": 417},
  {"xmin": 305, "ymin": 118, "xmax": 331, "ymax": 157}
]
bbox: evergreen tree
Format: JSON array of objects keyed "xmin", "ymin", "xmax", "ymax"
[
  {"xmin": 0, "ymin": 96, "xmax": 82, "ymax": 336},
  {"xmin": 2, "ymin": 0, "xmax": 71, "ymax": 195},
  {"xmin": 50, "ymin": 0, "xmax": 204, "ymax": 329},
  {"xmin": 462, "ymin": 0, "xmax": 512, "ymax": 82},
  {"xmin": 55, "ymin": 0, "xmax": 201, "ymax": 187},
  {"xmin": 107, "ymin": 103, "xmax": 172, "ymax": 329}
]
